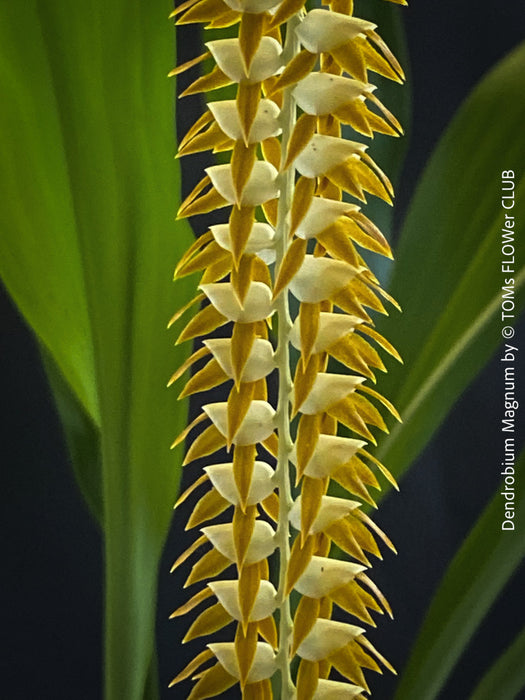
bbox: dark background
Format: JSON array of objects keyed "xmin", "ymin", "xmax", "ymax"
[{"xmin": 2, "ymin": 2, "xmax": 524, "ymax": 698}]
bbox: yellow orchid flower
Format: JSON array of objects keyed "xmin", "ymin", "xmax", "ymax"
[{"xmin": 169, "ymin": 0, "xmax": 406, "ymax": 696}]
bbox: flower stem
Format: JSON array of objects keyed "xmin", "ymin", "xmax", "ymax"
[{"xmin": 274, "ymin": 13, "xmax": 301, "ymax": 700}]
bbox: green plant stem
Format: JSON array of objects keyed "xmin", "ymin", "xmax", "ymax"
[{"xmin": 274, "ymin": 14, "xmax": 301, "ymax": 700}]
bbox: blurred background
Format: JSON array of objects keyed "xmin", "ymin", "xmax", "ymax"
[{"xmin": 1, "ymin": 1, "xmax": 524, "ymax": 698}]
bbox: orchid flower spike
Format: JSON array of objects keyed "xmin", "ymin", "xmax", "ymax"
[{"xmin": 168, "ymin": 0, "xmax": 406, "ymax": 697}]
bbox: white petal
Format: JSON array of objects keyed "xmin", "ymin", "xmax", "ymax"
[
  {"xmin": 294, "ymin": 134, "xmax": 367, "ymax": 179},
  {"xmin": 204, "ymin": 461, "xmax": 275, "ymax": 506},
  {"xmin": 203, "ymin": 400, "xmax": 276, "ymax": 445},
  {"xmin": 295, "ymin": 556, "xmax": 366, "ymax": 598},
  {"xmin": 293, "ymin": 73, "xmax": 373, "ymax": 116},
  {"xmin": 209, "ymin": 642, "xmax": 277, "ymax": 683},
  {"xmin": 299, "ymin": 372, "xmax": 365, "ymax": 415},
  {"xmin": 210, "ymin": 221, "xmax": 275, "ymax": 263},
  {"xmin": 206, "ymin": 162, "xmax": 279, "ymax": 206},
  {"xmin": 296, "ymin": 9, "xmax": 376, "ymax": 54},
  {"xmin": 200, "ymin": 282, "xmax": 274, "ymax": 323},
  {"xmin": 292, "ymin": 434, "xmax": 367, "ymax": 479},
  {"xmin": 222, "ymin": 0, "xmax": 280, "ymax": 12},
  {"xmin": 202, "ymin": 520, "xmax": 277, "ymax": 565},
  {"xmin": 290, "ymin": 311, "xmax": 363, "ymax": 354},
  {"xmin": 289, "ymin": 255, "xmax": 364, "ymax": 303},
  {"xmin": 295, "ymin": 196, "xmax": 360, "ymax": 240},
  {"xmin": 290, "ymin": 495, "xmax": 361, "ymax": 534},
  {"xmin": 314, "ymin": 679, "xmax": 365, "ymax": 699},
  {"xmin": 208, "ymin": 99, "xmax": 281, "ymax": 143},
  {"xmin": 208, "ymin": 579, "xmax": 278, "ymax": 621},
  {"xmin": 296, "ymin": 618, "xmax": 365, "ymax": 662},
  {"xmin": 204, "ymin": 338, "xmax": 276, "ymax": 382},
  {"xmin": 207, "ymin": 37, "xmax": 283, "ymax": 83}
]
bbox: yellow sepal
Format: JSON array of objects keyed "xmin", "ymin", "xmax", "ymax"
[
  {"xmin": 186, "ymin": 487, "xmax": 230, "ymax": 529},
  {"xmin": 300, "ymin": 476, "xmax": 327, "ymax": 543},
  {"xmin": 329, "ymin": 646, "xmax": 370, "ymax": 693},
  {"xmin": 284, "ymin": 113, "xmax": 317, "ymax": 170},
  {"xmin": 183, "ymin": 602, "xmax": 233, "ymax": 643},
  {"xmin": 229, "ymin": 205, "xmax": 256, "ymax": 266},
  {"xmin": 179, "ymin": 358, "xmax": 229, "ymax": 399},
  {"xmin": 239, "ymin": 11, "xmax": 267, "ymax": 74},
  {"xmin": 285, "ymin": 534, "xmax": 317, "ymax": 595},
  {"xmin": 185, "ymin": 547, "xmax": 231, "ymax": 587},
  {"xmin": 168, "ymin": 345, "xmax": 210, "ymax": 388},
  {"xmin": 233, "ymin": 504, "xmax": 257, "ymax": 568},
  {"xmin": 183, "ymin": 423, "xmax": 227, "ymax": 465},
  {"xmin": 176, "ymin": 304, "xmax": 227, "ymax": 345},
  {"xmin": 187, "ymin": 662, "xmax": 237, "ymax": 700},
  {"xmin": 293, "ymin": 595, "xmax": 321, "ymax": 655},
  {"xmin": 238, "ymin": 562, "xmax": 262, "ymax": 626},
  {"xmin": 237, "ymin": 81, "xmax": 262, "ymax": 145},
  {"xmin": 169, "ymin": 648, "xmax": 214, "ymax": 687},
  {"xmin": 170, "ymin": 586, "xmax": 213, "ymax": 619},
  {"xmin": 296, "ymin": 658, "xmax": 319, "ymax": 700},
  {"xmin": 233, "ymin": 443, "xmax": 257, "ymax": 510},
  {"xmin": 180, "ymin": 65, "xmax": 232, "ymax": 98},
  {"xmin": 235, "ymin": 621, "xmax": 259, "ymax": 687},
  {"xmin": 273, "ymin": 237, "xmax": 308, "ymax": 300},
  {"xmin": 231, "ymin": 142, "xmax": 257, "ymax": 204}
]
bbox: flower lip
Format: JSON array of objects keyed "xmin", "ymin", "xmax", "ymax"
[
  {"xmin": 206, "ymin": 162, "xmax": 279, "ymax": 206},
  {"xmin": 294, "ymin": 133, "xmax": 367, "ymax": 179},
  {"xmin": 208, "ymin": 641, "xmax": 277, "ymax": 683},
  {"xmin": 295, "ymin": 196, "xmax": 360, "ymax": 240},
  {"xmin": 203, "ymin": 400, "xmax": 276, "ymax": 445},
  {"xmin": 313, "ymin": 679, "xmax": 366, "ymax": 699},
  {"xmin": 290, "ymin": 311, "xmax": 363, "ymax": 354},
  {"xmin": 292, "ymin": 72, "xmax": 374, "ymax": 116},
  {"xmin": 291, "ymin": 433, "xmax": 367, "ymax": 479},
  {"xmin": 296, "ymin": 618, "xmax": 366, "ymax": 662},
  {"xmin": 289, "ymin": 255, "xmax": 365, "ymax": 304},
  {"xmin": 298, "ymin": 372, "xmax": 365, "ymax": 415},
  {"xmin": 204, "ymin": 461, "xmax": 275, "ymax": 506},
  {"xmin": 208, "ymin": 99, "xmax": 282, "ymax": 143},
  {"xmin": 206, "ymin": 37, "xmax": 283, "ymax": 84},
  {"xmin": 199, "ymin": 281, "xmax": 274, "ymax": 323},
  {"xmin": 202, "ymin": 520, "xmax": 277, "ymax": 565},
  {"xmin": 295, "ymin": 555, "xmax": 367, "ymax": 598},
  {"xmin": 208, "ymin": 579, "xmax": 278, "ymax": 621},
  {"xmin": 290, "ymin": 495, "xmax": 361, "ymax": 534},
  {"xmin": 296, "ymin": 9, "xmax": 376, "ymax": 54},
  {"xmin": 210, "ymin": 221, "xmax": 275, "ymax": 263}
]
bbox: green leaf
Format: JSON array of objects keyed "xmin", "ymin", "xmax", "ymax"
[
  {"xmin": 376, "ymin": 42, "xmax": 525, "ymax": 477},
  {"xmin": 0, "ymin": 2, "xmax": 195, "ymax": 699},
  {"xmin": 470, "ymin": 625, "xmax": 525, "ymax": 700},
  {"xmin": 41, "ymin": 350, "xmax": 103, "ymax": 525},
  {"xmin": 394, "ymin": 451, "xmax": 525, "ymax": 700}
]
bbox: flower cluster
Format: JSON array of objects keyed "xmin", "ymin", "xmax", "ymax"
[{"xmin": 168, "ymin": 0, "xmax": 405, "ymax": 697}]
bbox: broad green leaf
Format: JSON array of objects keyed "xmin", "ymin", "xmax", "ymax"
[
  {"xmin": 376, "ymin": 42, "xmax": 525, "ymax": 477},
  {"xmin": 394, "ymin": 451, "xmax": 525, "ymax": 700},
  {"xmin": 0, "ymin": 2, "xmax": 195, "ymax": 699},
  {"xmin": 42, "ymin": 350, "xmax": 103, "ymax": 525},
  {"xmin": 470, "ymin": 625, "xmax": 525, "ymax": 700}
]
